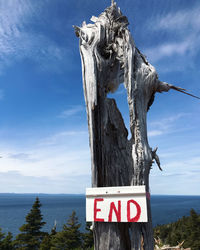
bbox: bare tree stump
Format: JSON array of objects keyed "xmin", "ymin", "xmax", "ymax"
[{"xmin": 74, "ymin": 2, "xmax": 186, "ymax": 250}]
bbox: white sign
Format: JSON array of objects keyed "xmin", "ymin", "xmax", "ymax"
[{"xmin": 86, "ymin": 186, "xmax": 148, "ymax": 222}]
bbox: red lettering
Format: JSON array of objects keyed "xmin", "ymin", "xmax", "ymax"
[
  {"xmin": 108, "ymin": 201, "xmax": 121, "ymax": 222},
  {"xmin": 127, "ymin": 199, "xmax": 141, "ymax": 222},
  {"xmin": 94, "ymin": 198, "xmax": 104, "ymax": 222}
]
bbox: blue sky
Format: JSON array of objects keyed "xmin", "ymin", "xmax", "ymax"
[{"xmin": 0, "ymin": 0, "xmax": 199, "ymax": 195}]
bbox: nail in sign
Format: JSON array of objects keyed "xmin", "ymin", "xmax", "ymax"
[{"xmin": 86, "ymin": 186, "xmax": 148, "ymax": 222}]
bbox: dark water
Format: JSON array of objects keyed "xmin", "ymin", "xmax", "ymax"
[
  {"xmin": 0, "ymin": 194, "xmax": 200, "ymax": 237},
  {"xmin": 151, "ymin": 195, "xmax": 200, "ymax": 226}
]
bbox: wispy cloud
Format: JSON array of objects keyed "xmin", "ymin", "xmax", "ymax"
[
  {"xmin": 8, "ymin": 153, "xmax": 35, "ymax": 161},
  {"xmin": 58, "ymin": 105, "xmax": 85, "ymax": 118},
  {"xmin": 148, "ymin": 113, "xmax": 189, "ymax": 137},
  {"xmin": 151, "ymin": 7, "xmax": 200, "ymax": 32},
  {"xmin": 144, "ymin": 39, "xmax": 192, "ymax": 64},
  {"xmin": 150, "ymin": 142, "xmax": 200, "ymax": 195},
  {"xmin": 0, "ymin": 0, "xmax": 35, "ymax": 72},
  {"xmin": 0, "ymin": 118, "xmax": 198, "ymax": 194},
  {"xmin": 144, "ymin": 5, "xmax": 200, "ymax": 69},
  {"xmin": 0, "ymin": 170, "xmax": 90, "ymax": 193},
  {"xmin": 0, "ymin": 0, "xmax": 72, "ymax": 74},
  {"xmin": 39, "ymin": 130, "xmax": 87, "ymax": 146},
  {"xmin": 0, "ymin": 128, "xmax": 90, "ymax": 183},
  {"xmin": 148, "ymin": 130, "xmax": 163, "ymax": 137},
  {"xmin": 151, "ymin": 154, "xmax": 200, "ymax": 180}
]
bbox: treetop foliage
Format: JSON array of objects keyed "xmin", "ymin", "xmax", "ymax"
[
  {"xmin": 14, "ymin": 197, "xmax": 46, "ymax": 250},
  {"xmin": 0, "ymin": 197, "xmax": 94, "ymax": 250},
  {"xmin": 154, "ymin": 208, "xmax": 200, "ymax": 250}
]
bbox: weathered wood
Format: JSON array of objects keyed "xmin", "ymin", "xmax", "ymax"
[{"xmin": 74, "ymin": 2, "xmax": 185, "ymax": 250}]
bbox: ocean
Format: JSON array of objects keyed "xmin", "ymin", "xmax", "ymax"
[{"xmin": 0, "ymin": 194, "xmax": 200, "ymax": 237}]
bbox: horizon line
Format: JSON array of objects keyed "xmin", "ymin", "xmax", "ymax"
[{"xmin": 0, "ymin": 192, "xmax": 200, "ymax": 196}]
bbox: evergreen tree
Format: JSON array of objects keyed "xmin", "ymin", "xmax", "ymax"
[
  {"xmin": 14, "ymin": 197, "xmax": 46, "ymax": 250},
  {"xmin": 184, "ymin": 209, "xmax": 200, "ymax": 250},
  {"xmin": 0, "ymin": 229, "xmax": 14, "ymax": 250},
  {"xmin": 0, "ymin": 228, "xmax": 5, "ymax": 244},
  {"xmin": 39, "ymin": 234, "xmax": 52, "ymax": 250},
  {"xmin": 154, "ymin": 209, "xmax": 200, "ymax": 250},
  {"xmin": 2, "ymin": 232, "xmax": 14, "ymax": 250},
  {"xmin": 82, "ymin": 222, "xmax": 94, "ymax": 250},
  {"xmin": 39, "ymin": 222, "xmax": 57, "ymax": 250},
  {"xmin": 51, "ymin": 210, "xmax": 82, "ymax": 250}
]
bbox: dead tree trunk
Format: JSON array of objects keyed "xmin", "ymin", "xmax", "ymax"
[{"xmin": 74, "ymin": 2, "xmax": 185, "ymax": 250}]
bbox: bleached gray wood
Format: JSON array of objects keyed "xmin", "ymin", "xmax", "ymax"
[{"xmin": 74, "ymin": 2, "xmax": 188, "ymax": 250}]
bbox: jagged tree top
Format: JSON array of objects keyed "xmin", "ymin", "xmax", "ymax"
[{"xmin": 74, "ymin": 1, "xmax": 199, "ymax": 109}]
